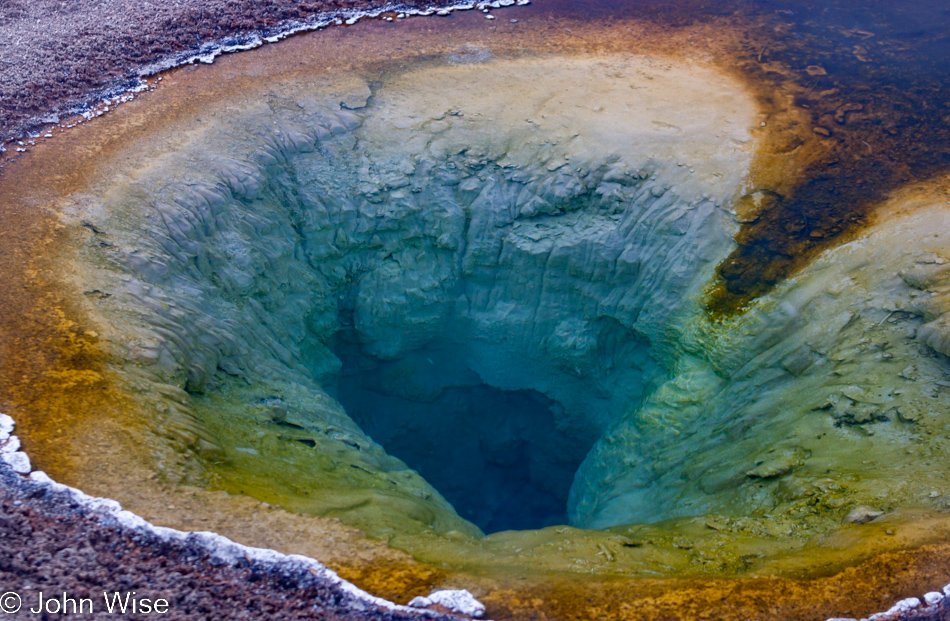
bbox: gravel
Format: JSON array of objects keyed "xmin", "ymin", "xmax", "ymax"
[
  {"xmin": 0, "ymin": 0, "xmax": 464, "ymax": 144},
  {"xmin": 0, "ymin": 465, "xmax": 463, "ymax": 620}
]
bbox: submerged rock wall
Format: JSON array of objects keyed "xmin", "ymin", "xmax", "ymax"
[
  {"xmin": 57, "ymin": 42, "xmax": 950, "ymax": 546},
  {"xmin": 64, "ymin": 53, "xmax": 759, "ymax": 534},
  {"xmin": 573, "ymin": 185, "xmax": 950, "ymax": 530}
]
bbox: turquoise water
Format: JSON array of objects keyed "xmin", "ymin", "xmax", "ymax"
[{"xmin": 29, "ymin": 1, "xmax": 950, "ymax": 594}]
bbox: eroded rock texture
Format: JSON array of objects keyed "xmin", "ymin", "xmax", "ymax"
[
  {"xmin": 65, "ymin": 53, "xmax": 758, "ymax": 535},
  {"xmin": 574, "ymin": 196, "xmax": 950, "ymax": 529},
  {"xmin": 69, "ymin": 51, "xmax": 950, "ymax": 540}
]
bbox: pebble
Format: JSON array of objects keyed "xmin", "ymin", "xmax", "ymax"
[
  {"xmin": 1, "ymin": 451, "xmax": 32, "ymax": 474},
  {"xmin": 0, "ymin": 435, "xmax": 21, "ymax": 454},
  {"xmin": 844, "ymin": 505, "xmax": 883, "ymax": 524},
  {"xmin": 409, "ymin": 590, "xmax": 485, "ymax": 618},
  {"xmin": 0, "ymin": 413, "xmax": 14, "ymax": 440}
]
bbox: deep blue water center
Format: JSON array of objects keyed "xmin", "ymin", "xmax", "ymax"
[{"xmin": 330, "ymin": 336, "xmax": 593, "ymax": 533}]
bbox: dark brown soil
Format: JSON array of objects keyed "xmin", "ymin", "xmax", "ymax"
[
  {"xmin": 0, "ymin": 0, "xmax": 462, "ymax": 145},
  {"xmin": 0, "ymin": 466, "xmax": 463, "ymax": 620},
  {"xmin": 3, "ymin": 463, "xmax": 950, "ymax": 621}
]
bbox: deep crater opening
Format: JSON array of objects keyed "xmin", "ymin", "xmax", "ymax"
[
  {"xmin": 14, "ymin": 16, "xmax": 950, "ymax": 612},
  {"xmin": 330, "ymin": 335, "xmax": 595, "ymax": 533},
  {"xmin": 68, "ymin": 55, "xmax": 772, "ymax": 539}
]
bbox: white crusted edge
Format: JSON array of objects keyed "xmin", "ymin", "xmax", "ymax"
[
  {"xmin": 0, "ymin": 1, "xmax": 523, "ymax": 609},
  {"xmin": 1, "ymin": 0, "xmax": 529, "ymax": 155},
  {"xmin": 0, "ymin": 413, "xmax": 484, "ymax": 619},
  {"xmin": 10, "ymin": 3, "xmax": 940, "ymax": 616},
  {"xmin": 138, "ymin": 0, "xmax": 530, "ymax": 74},
  {"xmin": 410, "ymin": 590, "xmax": 485, "ymax": 618},
  {"xmin": 3, "ymin": 408, "xmax": 948, "ymax": 619}
]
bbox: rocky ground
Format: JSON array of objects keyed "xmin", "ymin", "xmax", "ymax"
[
  {"xmin": 0, "ymin": 465, "xmax": 464, "ymax": 620},
  {"xmin": 0, "ymin": 0, "xmax": 462, "ymax": 144},
  {"xmin": 2, "ymin": 465, "xmax": 948, "ymax": 621}
]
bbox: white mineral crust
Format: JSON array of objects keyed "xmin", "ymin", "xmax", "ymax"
[{"xmin": 409, "ymin": 590, "xmax": 486, "ymax": 617}]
